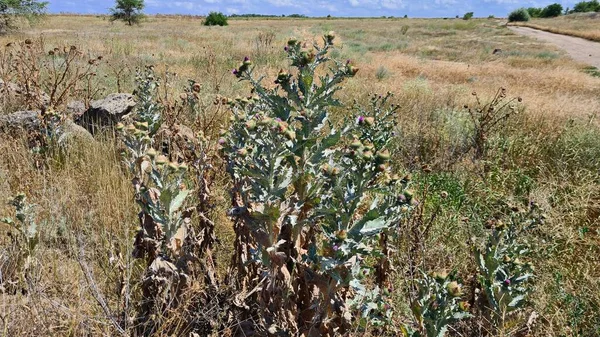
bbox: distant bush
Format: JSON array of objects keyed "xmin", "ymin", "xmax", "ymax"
[
  {"xmin": 526, "ymin": 3, "xmax": 563, "ymax": 18},
  {"xmin": 527, "ymin": 7, "xmax": 543, "ymax": 18},
  {"xmin": 463, "ymin": 12, "xmax": 474, "ymax": 20},
  {"xmin": 508, "ymin": 8, "xmax": 531, "ymax": 22},
  {"xmin": 572, "ymin": 0, "xmax": 600, "ymax": 12},
  {"xmin": 204, "ymin": 11, "xmax": 228, "ymax": 26},
  {"xmin": 229, "ymin": 13, "xmax": 279, "ymax": 18},
  {"xmin": 541, "ymin": 3, "xmax": 563, "ymax": 17}
]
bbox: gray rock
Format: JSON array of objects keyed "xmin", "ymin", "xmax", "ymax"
[
  {"xmin": 78, "ymin": 93, "xmax": 136, "ymax": 134},
  {"xmin": 57, "ymin": 119, "xmax": 94, "ymax": 147},
  {"xmin": 66, "ymin": 100, "xmax": 86, "ymax": 119},
  {"xmin": 0, "ymin": 110, "xmax": 40, "ymax": 130}
]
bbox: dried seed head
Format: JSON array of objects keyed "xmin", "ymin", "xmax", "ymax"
[
  {"xmin": 245, "ymin": 120, "xmax": 257, "ymax": 131},
  {"xmin": 155, "ymin": 155, "xmax": 168, "ymax": 165},
  {"xmin": 146, "ymin": 148, "xmax": 157, "ymax": 158},
  {"xmin": 446, "ymin": 281, "xmax": 462, "ymax": 297},
  {"xmin": 432, "ymin": 270, "xmax": 448, "ymax": 282},
  {"xmin": 284, "ymin": 129, "xmax": 296, "ymax": 140}
]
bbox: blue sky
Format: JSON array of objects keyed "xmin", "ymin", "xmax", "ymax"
[{"xmin": 47, "ymin": 0, "xmax": 581, "ymax": 17}]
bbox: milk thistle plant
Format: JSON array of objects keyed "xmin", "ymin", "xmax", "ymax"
[
  {"xmin": 402, "ymin": 271, "xmax": 471, "ymax": 337},
  {"xmin": 0, "ymin": 193, "xmax": 39, "ymax": 293},
  {"xmin": 221, "ymin": 32, "xmax": 414, "ymax": 335},
  {"xmin": 473, "ymin": 203, "xmax": 543, "ymax": 331},
  {"xmin": 117, "ymin": 66, "xmax": 197, "ymax": 332}
]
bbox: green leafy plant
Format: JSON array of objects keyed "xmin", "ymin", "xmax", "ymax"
[
  {"xmin": 472, "ymin": 202, "xmax": 543, "ymax": 332},
  {"xmin": 541, "ymin": 3, "xmax": 563, "ymax": 17},
  {"xmin": 508, "ymin": 8, "xmax": 531, "ymax": 22},
  {"xmin": 204, "ymin": 11, "xmax": 228, "ymax": 26},
  {"xmin": 221, "ymin": 33, "xmax": 412, "ymax": 334},
  {"xmin": 402, "ymin": 271, "xmax": 471, "ymax": 337},
  {"xmin": 118, "ymin": 66, "xmax": 223, "ymax": 334},
  {"xmin": 0, "ymin": 193, "xmax": 39, "ymax": 293},
  {"xmin": 572, "ymin": 0, "xmax": 600, "ymax": 13},
  {"xmin": 462, "ymin": 12, "xmax": 474, "ymax": 20},
  {"xmin": 118, "ymin": 66, "xmax": 195, "ymax": 333}
]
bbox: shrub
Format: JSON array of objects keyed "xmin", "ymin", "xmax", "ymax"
[
  {"xmin": 573, "ymin": 0, "xmax": 600, "ymax": 13},
  {"xmin": 527, "ymin": 7, "xmax": 543, "ymax": 18},
  {"xmin": 463, "ymin": 12, "xmax": 474, "ymax": 20},
  {"xmin": 473, "ymin": 203, "xmax": 543, "ymax": 332},
  {"xmin": 402, "ymin": 271, "xmax": 471, "ymax": 336},
  {"xmin": 541, "ymin": 3, "xmax": 563, "ymax": 17},
  {"xmin": 508, "ymin": 8, "xmax": 531, "ymax": 22},
  {"xmin": 222, "ymin": 34, "xmax": 414, "ymax": 334},
  {"xmin": 376, "ymin": 65, "xmax": 390, "ymax": 80},
  {"xmin": 204, "ymin": 11, "xmax": 228, "ymax": 26}
]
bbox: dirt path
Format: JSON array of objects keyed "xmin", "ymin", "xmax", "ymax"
[{"xmin": 508, "ymin": 26, "xmax": 600, "ymax": 69}]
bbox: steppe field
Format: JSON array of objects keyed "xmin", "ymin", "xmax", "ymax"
[{"xmin": 1, "ymin": 15, "xmax": 600, "ymax": 336}]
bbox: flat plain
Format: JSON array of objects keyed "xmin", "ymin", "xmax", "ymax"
[{"xmin": 1, "ymin": 15, "xmax": 599, "ymax": 336}]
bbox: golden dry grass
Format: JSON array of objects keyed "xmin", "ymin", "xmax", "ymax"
[
  {"xmin": 509, "ymin": 13, "xmax": 600, "ymax": 42},
  {"xmin": 1, "ymin": 15, "xmax": 599, "ymax": 336}
]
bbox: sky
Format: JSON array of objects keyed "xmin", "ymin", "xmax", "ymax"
[{"xmin": 47, "ymin": 0, "xmax": 581, "ymax": 18}]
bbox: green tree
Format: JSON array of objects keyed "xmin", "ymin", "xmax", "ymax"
[
  {"xmin": 110, "ymin": 0, "xmax": 144, "ymax": 26},
  {"xmin": 527, "ymin": 7, "xmax": 543, "ymax": 17},
  {"xmin": 541, "ymin": 3, "xmax": 563, "ymax": 17},
  {"xmin": 462, "ymin": 11, "xmax": 474, "ymax": 20},
  {"xmin": 573, "ymin": 0, "xmax": 600, "ymax": 12},
  {"xmin": 0, "ymin": 0, "xmax": 47, "ymax": 34}
]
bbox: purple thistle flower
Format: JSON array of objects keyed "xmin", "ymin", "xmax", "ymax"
[
  {"xmin": 218, "ymin": 138, "xmax": 226, "ymax": 145},
  {"xmin": 243, "ymin": 56, "xmax": 250, "ymax": 62},
  {"xmin": 232, "ymin": 69, "xmax": 238, "ymax": 75},
  {"xmin": 332, "ymin": 245, "xmax": 339, "ymax": 251},
  {"xmin": 504, "ymin": 279, "xmax": 511, "ymax": 286},
  {"xmin": 284, "ymin": 46, "xmax": 289, "ymax": 51},
  {"xmin": 346, "ymin": 59, "xmax": 351, "ymax": 65},
  {"xmin": 357, "ymin": 115, "xmax": 365, "ymax": 124}
]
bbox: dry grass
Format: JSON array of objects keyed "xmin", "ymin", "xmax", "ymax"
[
  {"xmin": 509, "ymin": 13, "xmax": 600, "ymax": 42},
  {"xmin": 1, "ymin": 15, "xmax": 600, "ymax": 336}
]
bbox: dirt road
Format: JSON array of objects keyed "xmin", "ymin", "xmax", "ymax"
[{"xmin": 508, "ymin": 26, "xmax": 600, "ymax": 69}]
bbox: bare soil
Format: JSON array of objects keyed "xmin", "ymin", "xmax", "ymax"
[{"xmin": 509, "ymin": 26, "xmax": 600, "ymax": 68}]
